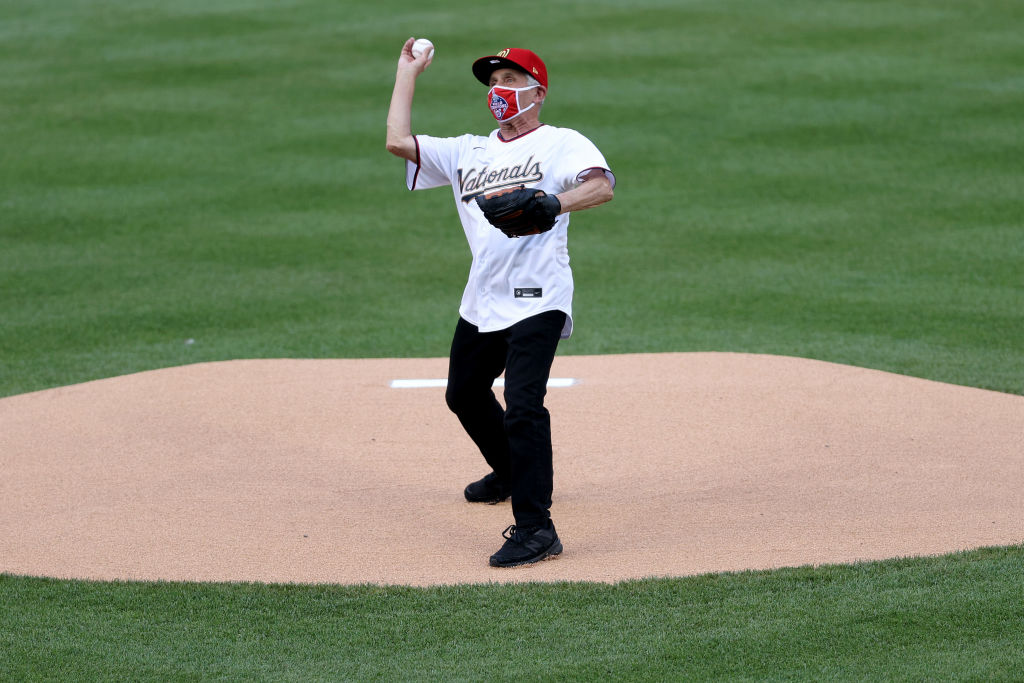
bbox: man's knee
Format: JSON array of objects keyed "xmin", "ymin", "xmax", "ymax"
[
  {"xmin": 446, "ymin": 382, "xmax": 487, "ymax": 416},
  {"xmin": 444, "ymin": 384, "xmax": 463, "ymax": 414},
  {"xmin": 503, "ymin": 400, "xmax": 548, "ymax": 434}
]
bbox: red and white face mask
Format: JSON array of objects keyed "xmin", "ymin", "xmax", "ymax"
[{"xmin": 487, "ymin": 84, "xmax": 539, "ymax": 122}]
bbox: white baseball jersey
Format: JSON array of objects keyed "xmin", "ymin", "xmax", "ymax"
[{"xmin": 406, "ymin": 124, "xmax": 615, "ymax": 338}]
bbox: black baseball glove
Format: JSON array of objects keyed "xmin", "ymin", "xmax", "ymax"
[{"xmin": 475, "ymin": 185, "xmax": 562, "ymax": 238}]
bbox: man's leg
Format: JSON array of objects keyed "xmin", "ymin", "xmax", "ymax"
[
  {"xmin": 445, "ymin": 317, "xmax": 511, "ymax": 485},
  {"xmin": 501, "ymin": 310, "xmax": 566, "ymax": 530}
]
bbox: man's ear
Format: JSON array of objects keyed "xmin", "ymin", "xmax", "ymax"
[{"xmin": 535, "ymin": 85, "xmax": 547, "ymax": 105}]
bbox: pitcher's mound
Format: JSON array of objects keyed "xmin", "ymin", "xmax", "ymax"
[{"xmin": 1, "ymin": 353, "xmax": 1022, "ymax": 586}]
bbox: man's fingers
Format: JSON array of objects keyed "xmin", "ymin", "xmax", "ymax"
[{"xmin": 400, "ymin": 37, "xmax": 416, "ymax": 59}]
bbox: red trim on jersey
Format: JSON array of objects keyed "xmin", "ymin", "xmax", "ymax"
[
  {"xmin": 576, "ymin": 166, "xmax": 616, "ymax": 189},
  {"xmin": 497, "ymin": 123, "xmax": 546, "ymax": 143},
  {"xmin": 409, "ymin": 135, "xmax": 422, "ymax": 189}
]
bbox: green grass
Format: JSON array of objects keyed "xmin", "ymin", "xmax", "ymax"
[
  {"xmin": 2, "ymin": 0, "xmax": 1023, "ymax": 679},
  {"xmin": 4, "ymin": 547, "xmax": 1024, "ymax": 680},
  {"xmin": 2, "ymin": 0, "xmax": 1021, "ymax": 396}
]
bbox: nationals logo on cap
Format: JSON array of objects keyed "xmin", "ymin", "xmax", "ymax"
[{"xmin": 472, "ymin": 48, "xmax": 548, "ymax": 88}]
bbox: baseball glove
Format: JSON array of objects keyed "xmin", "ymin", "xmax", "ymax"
[{"xmin": 475, "ymin": 185, "xmax": 562, "ymax": 238}]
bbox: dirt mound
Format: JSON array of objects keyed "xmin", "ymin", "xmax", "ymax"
[{"xmin": 1, "ymin": 353, "xmax": 1021, "ymax": 586}]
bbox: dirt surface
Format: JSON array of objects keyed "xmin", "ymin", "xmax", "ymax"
[{"xmin": 2, "ymin": 353, "xmax": 1022, "ymax": 586}]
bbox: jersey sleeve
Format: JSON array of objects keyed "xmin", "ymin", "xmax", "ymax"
[
  {"xmin": 405, "ymin": 134, "xmax": 468, "ymax": 191},
  {"xmin": 556, "ymin": 129, "xmax": 616, "ymax": 191}
]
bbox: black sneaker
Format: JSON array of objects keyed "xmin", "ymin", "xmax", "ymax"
[
  {"xmin": 464, "ymin": 472, "xmax": 510, "ymax": 504},
  {"xmin": 489, "ymin": 524, "xmax": 562, "ymax": 567}
]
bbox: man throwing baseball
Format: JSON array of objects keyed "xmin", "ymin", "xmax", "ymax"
[{"xmin": 386, "ymin": 37, "xmax": 615, "ymax": 567}]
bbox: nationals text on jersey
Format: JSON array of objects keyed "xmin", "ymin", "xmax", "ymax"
[{"xmin": 458, "ymin": 156, "xmax": 543, "ymax": 201}]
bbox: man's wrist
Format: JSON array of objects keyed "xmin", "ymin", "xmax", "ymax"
[{"xmin": 396, "ymin": 65, "xmax": 421, "ymax": 80}]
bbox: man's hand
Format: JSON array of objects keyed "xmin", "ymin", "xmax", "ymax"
[{"xmin": 397, "ymin": 37, "xmax": 433, "ymax": 76}]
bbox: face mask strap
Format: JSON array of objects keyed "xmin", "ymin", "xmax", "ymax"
[
  {"xmin": 488, "ymin": 84, "xmax": 539, "ymax": 122},
  {"xmin": 504, "ymin": 102, "xmax": 534, "ymax": 122}
]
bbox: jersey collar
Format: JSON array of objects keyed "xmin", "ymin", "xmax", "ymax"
[{"xmin": 497, "ymin": 123, "xmax": 546, "ymax": 143}]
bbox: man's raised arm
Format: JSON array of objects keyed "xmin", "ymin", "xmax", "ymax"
[{"xmin": 385, "ymin": 37, "xmax": 432, "ymax": 162}]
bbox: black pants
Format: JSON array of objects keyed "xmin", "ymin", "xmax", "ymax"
[{"xmin": 445, "ymin": 310, "xmax": 566, "ymax": 529}]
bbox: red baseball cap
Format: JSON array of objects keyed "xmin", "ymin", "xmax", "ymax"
[{"xmin": 472, "ymin": 48, "xmax": 548, "ymax": 89}]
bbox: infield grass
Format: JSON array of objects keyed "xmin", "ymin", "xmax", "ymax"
[{"xmin": 2, "ymin": 0, "xmax": 1023, "ymax": 679}]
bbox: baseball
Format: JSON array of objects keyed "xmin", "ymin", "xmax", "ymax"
[{"xmin": 411, "ymin": 38, "xmax": 434, "ymax": 60}]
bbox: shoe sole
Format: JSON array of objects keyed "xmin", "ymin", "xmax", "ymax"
[
  {"xmin": 489, "ymin": 539, "xmax": 563, "ymax": 568},
  {"xmin": 465, "ymin": 495, "xmax": 509, "ymax": 505},
  {"xmin": 464, "ymin": 487, "xmax": 509, "ymax": 504}
]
